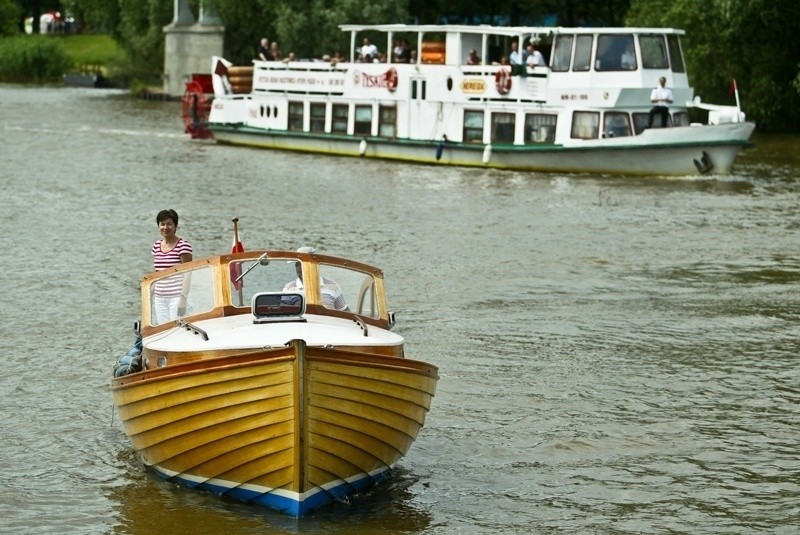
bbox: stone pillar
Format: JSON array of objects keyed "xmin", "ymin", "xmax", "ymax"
[
  {"xmin": 172, "ymin": 0, "xmax": 196, "ymax": 25},
  {"xmin": 163, "ymin": 0, "xmax": 224, "ymax": 97}
]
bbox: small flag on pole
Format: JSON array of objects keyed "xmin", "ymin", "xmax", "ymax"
[
  {"xmin": 729, "ymin": 79, "xmax": 741, "ymax": 112},
  {"xmin": 230, "ymin": 218, "xmax": 244, "ymax": 292}
]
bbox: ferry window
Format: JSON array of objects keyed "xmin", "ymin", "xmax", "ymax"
[
  {"xmin": 310, "ymin": 103, "xmax": 326, "ymax": 132},
  {"xmin": 463, "ymin": 110, "xmax": 484, "ymax": 143},
  {"xmin": 379, "ymin": 105, "xmax": 396, "ymax": 137},
  {"xmin": 318, "ymin": 264, "xmax": 379, "ymax": 318},
  {"xmin": 573, "ymin": 35, "xmax": 593, "ymax": 71},
  {"xmin": 595, "ymin": 35, "xmax": 634, "ymax": 71},
  {"xmin": 640, "ymin": 35, "xmax": 669, "ymax": 69},
  {"xmin": 288, "ymin": 102, "xmax": 303, "ymax": 131},
  {"xmin": 332, "ymin": 104, "xmax": 348, "ymax": 133},
  {"xmin": 525, "ymin": 113, "xmax": 557, "ymax": 144},
  {"xmin": 571, "ymin": 111, "xmax": 600, "ymax": 139},
  {"xmin": 149, "ymin": 266, "xmax": 215, "ymax": 325},
  {"xmin": 551, "ymin": 35, "xmax": 573, "ymax": 72},
  {"xmin": 633, "ymin": 111, "xmax": 675, "ymax": 133},
  {"xmin": 673, "ymin": 111, "xmax": 689, "ymax": 126},
  {"xmin": 603, "ymin": 112, "xmax": 632, "ymax": 138},
  {"xmin": 354, "ymin": 105, "xmax": 372, "ymax": 135},
  {"xmin": 632, "ymin": 113, "xmax": 649, "ymax": 134},
  {"xmin": 491, "ymin": 112, "xmax": 515, "ymax": 143},
  {"xmin": 667, "ymin": 35, "xmax": 685, "ymax": 72},
  {"xmin": 412, "ymin": 79, "xmax": 427, "ymax": 100}
]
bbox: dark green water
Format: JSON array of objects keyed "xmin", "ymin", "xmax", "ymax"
[{"xmin": 0, "ymin": 85, "xmax": 797, "ymax": 534}]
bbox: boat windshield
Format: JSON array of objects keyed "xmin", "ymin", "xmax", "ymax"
[
  {"xmin": 228, "ymin": 257, "xmax": 381, "ymax": 319},
  {"xmin": 148, "ymin": 265, "xmax": 216, "ymax": 326}
]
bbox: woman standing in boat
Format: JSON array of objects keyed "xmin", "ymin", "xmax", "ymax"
[{"xmin": 152, "ymin": 209, "xmax": 193, "ymax": 323}]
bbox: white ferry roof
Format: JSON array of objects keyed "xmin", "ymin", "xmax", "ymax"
[{"xmin": 339, "ymin": 24, "xmax": 685, "ymax": 37}]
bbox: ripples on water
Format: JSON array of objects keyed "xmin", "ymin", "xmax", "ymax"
[{"xmin": 0, "ymin": 86, "xmax": 798, "ymax": 534}]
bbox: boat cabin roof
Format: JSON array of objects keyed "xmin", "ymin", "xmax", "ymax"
[{"xmin": 340, "ymin": 23, "xmax": 685, "ymax": 38}]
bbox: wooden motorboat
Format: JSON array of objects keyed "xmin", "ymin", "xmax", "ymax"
[{"xmin": 111, "ymin": 241, "xmax": 438, "ymax": 516}]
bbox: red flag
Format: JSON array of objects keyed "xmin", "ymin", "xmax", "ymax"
[
  {"xmin": 230, "ymin": 218, "xmax": 244, "ymax": 291},
  {"xmin": 729, "ymin": 79, "xmax": 737, "ymax": 95}
]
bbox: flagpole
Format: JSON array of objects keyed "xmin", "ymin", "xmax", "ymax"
[
  {"xmin": 733, "ymin": 79, "xmax": 741, "ymax": 114},
  {"xmin": 231, "ymin": 217, "xmax": 244, "ymax": 306}
]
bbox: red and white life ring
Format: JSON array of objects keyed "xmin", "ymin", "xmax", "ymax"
[{"xmin": 495, "ymin": 68, "xmax": 511, "ymax": 95}]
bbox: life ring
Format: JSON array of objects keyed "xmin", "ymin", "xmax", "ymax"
[
  {"xmin": 495, "ymin": 68, "xmax": 511, "ymax": 95},
  {"xmin": 383, "ymin": 67, "xmax": 398, "ymax": 92}
]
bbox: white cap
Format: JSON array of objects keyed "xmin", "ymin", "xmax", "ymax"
[{"xmin": 296, "ymin": 246, "xmax": 316, "ymax": 254}]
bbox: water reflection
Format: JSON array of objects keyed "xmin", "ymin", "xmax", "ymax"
[{"xmin": 106, "ymin": 463, "xmax": 432, "ymax": 534}]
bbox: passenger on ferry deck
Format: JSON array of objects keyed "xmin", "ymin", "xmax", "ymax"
[
  {"xmin": 621, "ymin": 42, "xmax": 636, "ymax": 70},
  {"xmin": 394, "ymin": 39, "xmax": 411, "ymax": 63},
  {"xmin": 526, "ymin": 43, "xmax": 546, "ymax": 67},
  {"xmin": 509, "ymin": 41, "xmax": 524, "ymax": 65},
  {"xmin": 648, "ymin": 76, "xmax": 673, "ymax": 128},
  {"xmin": 257, "ymin": 37, "xmax": 269, "ymax": 61},
  {"xmin": 269, "ymin": 42, "xmax": 282, "ymax": 61},
  {"xmin": 360, "ymin": 37, "xmax": 378, "ymax": 62},
  {"xmin": 467, "ymin": 49, "xmax": 481, "ymax": 65}
]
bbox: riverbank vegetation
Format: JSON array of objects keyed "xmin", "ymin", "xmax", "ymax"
[
  {"xmin": 0, "ymin": 33, "xmax": 122, "ymax": 83},
  {"xmin": 4, "ymin": 0, "xmax": 800, "ymax": 131},
  {"xmin": 0, "ymin": 36, "xmax": 70, "ymax": 83}
]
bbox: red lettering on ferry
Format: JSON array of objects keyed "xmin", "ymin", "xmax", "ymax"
[{"xmin": 357, "ymin": 68, "xmax": 398, "ymax": 92}]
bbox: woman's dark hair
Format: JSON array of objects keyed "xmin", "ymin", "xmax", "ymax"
[{"xmin": 156, "ymin": 209, "xmax": 179, "ymax": 226}]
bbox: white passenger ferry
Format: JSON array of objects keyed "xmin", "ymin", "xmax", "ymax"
[{"xmin": 187, "ymin": 23, "xmax": 755, "ymax": 176}]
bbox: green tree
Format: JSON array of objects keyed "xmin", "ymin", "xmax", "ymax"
[
  {"xmin": 626, "ymin": 0, "xmax": 800, "ymax": 131},
  {"xmin": 61, "ymin": 0, "xmax": 121, "ymax": 33},
  {"xmin": 0, "ymin": 0, "xmax": 22, "ymax": 36},
  {"xmin": 407, "ymin": 0, "xmax": 630, "ymax": 26},
  {"xmin": 207, "ymin": 0, "xmax": 410, "ymax": 64},
  {"xmin": 114, "ymin": 0, "xmax": 172, "ymax": 82}
]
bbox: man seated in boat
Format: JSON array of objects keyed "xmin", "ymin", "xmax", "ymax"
[{"xmin": 283, "ymin": 247, "xmax": 349, "ymax": 311}]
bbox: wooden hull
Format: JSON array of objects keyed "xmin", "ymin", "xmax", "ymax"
[{"xmin": 110, "ymin": 340, "xmax": 438, "ymax": 516}]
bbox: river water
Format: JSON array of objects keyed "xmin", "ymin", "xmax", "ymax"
[{"xmin": 0, "ymin": 85, "xmax": 798, "ymax": 534}]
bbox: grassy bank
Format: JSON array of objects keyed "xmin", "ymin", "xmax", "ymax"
[
  {"xmin": 60, "ymin": 34, "xmax": 125, "ymax": 70},
  {"xmin": 0, "ymin": 33, "xmax": 124, "ymax": 83}
]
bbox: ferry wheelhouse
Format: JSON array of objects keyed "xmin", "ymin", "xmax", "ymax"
[{"xmin": 187, "ymin": 24, "xmax": 754, "ymax": 176}]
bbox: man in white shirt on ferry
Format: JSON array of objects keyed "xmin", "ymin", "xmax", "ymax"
[
  {"xmin": 648, "ymin": 76, "xmax": 673, "ymax": 128},
  {"xmin": 526, "ymin": 43, "xmax": 546, "ymax": 67},
  {"xmin": 360, "ymin": 37, "xmax": 378, "ymax": 62},
  {"xmin": 509, "ymin": 41, "xmax": 525, "ymax": 65}
]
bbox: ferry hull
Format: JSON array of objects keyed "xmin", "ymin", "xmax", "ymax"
[
  {"xmin": 210, "ymin": 122, "xmax": 753, "ymax": 176},
  {"xmin": 111, "ymin": 340, "xmax": 438, "ymax": 516}
]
